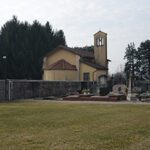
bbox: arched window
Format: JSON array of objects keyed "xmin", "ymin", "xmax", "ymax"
[{"xmin": 98, "ymin": 75, "xmax": 107, "ymax": 87}]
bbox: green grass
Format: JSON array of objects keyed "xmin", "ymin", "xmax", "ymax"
[{"xmin": 0, "ymin": 101, "xmax": 150, "ymax": 150}]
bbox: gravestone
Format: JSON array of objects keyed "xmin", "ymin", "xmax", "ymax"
[{"xmin": 112, "ymin": 84, "xmax": 127, "ymax": 94}]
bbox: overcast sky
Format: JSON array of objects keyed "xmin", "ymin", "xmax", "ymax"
[{"xmin": 0, "ymin": 0, "xmax": 150, "ymax": 74}]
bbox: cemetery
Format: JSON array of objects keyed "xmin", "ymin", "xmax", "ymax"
[
  {"xmin": 0, "ymin": 15, "xmax": 150, "ymax": 150},
  {"xmin": 0, "ymin": 1, "xmax": 150, "ymax": 149},
  {"xmin": 0, "ymin": 75, "xmax": 149, "ymax": 102}
]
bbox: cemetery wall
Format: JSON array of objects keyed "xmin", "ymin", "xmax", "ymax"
[{"xmin": 0, "ymin": 80, "xmax": 96, "ymax": 101}]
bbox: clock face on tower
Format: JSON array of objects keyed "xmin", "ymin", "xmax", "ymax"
[{"xmin": 96, "ymin": 37, "xmax": 104, "ymax": 47}]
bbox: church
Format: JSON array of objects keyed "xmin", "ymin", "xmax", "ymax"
[{"xmin": 42, "ymin": 31, "xmax": 109, "ymax": 82}]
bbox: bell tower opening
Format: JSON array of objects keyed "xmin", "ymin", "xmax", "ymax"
[{"xmin": 96, "ymin": 37, "xmax": 104, "ymax": 46}]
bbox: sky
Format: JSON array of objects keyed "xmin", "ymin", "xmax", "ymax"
[{"xmin": 0, "ymin": 0, "xmax": 150, "ymax": 74}]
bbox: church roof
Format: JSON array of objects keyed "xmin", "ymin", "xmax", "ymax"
[
  {"xmin": 65, "ymin": 46, "xmax": 94, "ymax": 58},
  {"xmin": 45, "ymin": 59, "xmax": 77, "ymax": 70},
  {"xmin": 44, "ymin": 45, "xmax": 110, "ymax": 71},
  {"xmin": 80, "ymin": 59, "xmax": 108, "ymax": 70},
  {"xmin": 45, "ymin": 45, "xmax": 94, "ymax": 58}
]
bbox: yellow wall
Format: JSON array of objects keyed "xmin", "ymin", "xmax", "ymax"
[
  {"xmin": 96, "ymin": 70, "xmax": 107, "ymax": 81},
  {"xmin": 79, "ymin": 62, "xmax": 107, "ymax": 81},
  {"xmin": 43, "ymin": 48, "xmax": 80, "ymax": 81},
  {"xmin": 43, "ymin": 70, "xmax": 78, "ymax": 81},
  {"xmin": 79, "ymin": 63, "xmax": 96, "ymax": 81},
  {"xmin": 43, "ymin": 47, "xmax": 107, "ymax": 81},
  {"xmin": 45, "ymin": 48, "xmax": 77, "ymax": 67}
]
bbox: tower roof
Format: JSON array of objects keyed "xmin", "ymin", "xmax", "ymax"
[{"xmin": 94, "ymin": 30, "xmax": 107, "ymax": 36}]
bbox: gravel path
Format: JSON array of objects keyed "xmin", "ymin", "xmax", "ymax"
[{"xmin": 32, "ymin": 99, "xmax": 150, "ymax": 105}]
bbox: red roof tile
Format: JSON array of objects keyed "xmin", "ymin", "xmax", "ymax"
[{"xmin": 46, "ymin": 59, "xmax": 77, "ymax": 70}]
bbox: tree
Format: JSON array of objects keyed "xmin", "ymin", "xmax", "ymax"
[
  {"xmin": 74, "ymin": 45, "xmax": 94, "ymax": 52},
  {"xmin": 137, "ymin": 40, "xmax": 150, "ymax": 80},
  {"xmin": 124, "ymin": 43, "xmax": 137, "ymax": 81},
  {"xmin": 53, "ymin": 30, "xmax": 66, "ymax": 47},
  {"xmin": 0, "ymin": 16, "xmax": 66, "ymax": 79},
  {"xmin": 112, "ymin": 72, "xmax": 126, "ymax": 85}
]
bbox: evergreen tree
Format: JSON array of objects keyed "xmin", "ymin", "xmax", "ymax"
[
  {"xmin": 137, "ymin": 40, "xmax": 150, "ymax": 80},
  {"xmin": 53, "ymin": 30, "xmax": 66, "ymax": 47},
  {"xmin": 112, "ymin": 72, "xmax": 126, "ymax": 85},
  {"xmin": 74, "ymin": 45, "xmax": 94, "ymax": 52},
  {"xmin": 0, "ymin": 16, "xmax": 66, "ymax": 79},
  {"xmin": 124, "ymin": 43, "xmax": 138, "ymax": 83}
]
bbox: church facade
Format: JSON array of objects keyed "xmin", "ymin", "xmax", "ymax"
[{"xmin": 42, "ymin": 31, "xmax": 109, "ymax": 81}]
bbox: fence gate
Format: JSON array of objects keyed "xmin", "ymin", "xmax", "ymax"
[{"xmin": 0, "ymin": 80, "xmax": 6, "ymax": 101}]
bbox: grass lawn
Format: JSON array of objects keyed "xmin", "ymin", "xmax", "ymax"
[{"xmin": 0, "ymin": 100, "xmax": 150, "ymax": 150}]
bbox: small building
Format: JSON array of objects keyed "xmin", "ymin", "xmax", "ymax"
[{"xmin": 43, "ymin": 31, "xmax": 110, "ymax": 81}]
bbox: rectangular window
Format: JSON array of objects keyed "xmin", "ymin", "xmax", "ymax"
[{"xmin": 83, "ymin": 72, "xmax": 90, "ymax": 81}]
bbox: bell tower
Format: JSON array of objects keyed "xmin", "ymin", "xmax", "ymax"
[{"xmin": 94, "ymin": 31, "xmax": 107, "ymax": 67}]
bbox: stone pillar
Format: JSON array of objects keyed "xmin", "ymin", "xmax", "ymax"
[{"xmin": 127, "ymin": 74, "xmax": 132, "ymax": 101}]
